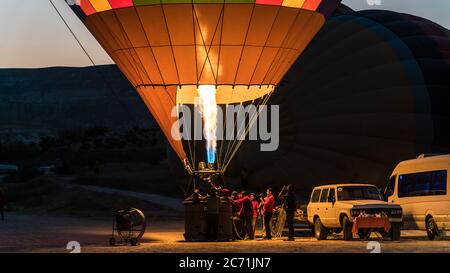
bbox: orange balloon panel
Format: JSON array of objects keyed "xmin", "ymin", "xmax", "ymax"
[{"xmin": 85, "ymin": 4, "xmax": 324, "ymax": 87}]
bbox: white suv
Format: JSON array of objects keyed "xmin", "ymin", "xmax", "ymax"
[{"xmin": 307, "ymin": 184, "xmax": 403, "ymax": 241}]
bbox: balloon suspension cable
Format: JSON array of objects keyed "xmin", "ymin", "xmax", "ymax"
[
  {"xmin": 49, "ymin": 0, "xmax": 139, "ymax": 126},
  {"xmin": 221, "ymin": 90, "xmax": 274, "ymax": 173}
]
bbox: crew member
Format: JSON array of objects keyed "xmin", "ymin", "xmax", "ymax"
[
  {"xmin": 258, "ymin": 193, "xmax": 265, "ymax": 232},
  {"xmin": 250, "ymin": 193, "xmax": 259, "ymax": 235},
  {"xmin": 284, "ymin": 185, "xmax": 297, "ymax": 241},
  {"xmin": 240, "ymin": 192, "xmax": 254, "ymax": 240},
  {"xmin": 231, "ymin": 191, "xmax": 242, "ymax": 240},
  {"xmin": 263, "ymin": 188, "xmax": 275, "ymax": 240}
]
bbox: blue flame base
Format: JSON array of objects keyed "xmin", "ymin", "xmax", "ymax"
[{"xmin": 207, "ymin": 148, "xmax": 216, "ymax": 164}]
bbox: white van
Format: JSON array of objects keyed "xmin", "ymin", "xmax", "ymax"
[{"xmin": 385, "ymin": 154, "xmax": 450, "ymax": 240}]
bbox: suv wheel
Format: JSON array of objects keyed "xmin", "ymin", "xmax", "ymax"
[
  {"xmin": 314, "ymin": 218, "xmax": 328, "ymax": 240},
  {"xmin": 426, "ymin": 217, "xmax": 440, "ymax": 241},
  {"xmin": 342, "ymin": 216, "xmax": 353, "ymax": 241},
  {"xmin": 390, "ymin": 223, "xmax": 401, "ymax": 241}
]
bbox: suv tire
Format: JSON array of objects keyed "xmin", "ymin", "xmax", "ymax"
[
  {"xmin": 314, "ymin": 218, "xmax": 328, "ymax": 240},
  {"xmin": 343, "ymin": 216, "xmax": 353, "ymax": 241},
  {"xmin": 426, "ymin": 217, "xmax": 440, "ymax": 241},
  {"xmin": 390, "ymin": 223, "xmax": 401, "ymax": 241}
]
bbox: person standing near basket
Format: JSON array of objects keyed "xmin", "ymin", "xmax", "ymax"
[
  {"xmin": 284, "ymin": 185, "xmax": 297, "ymax": 241},
  {"xmin": 263, "ymin": 188, "xmax": 275, "ymax": 240}
]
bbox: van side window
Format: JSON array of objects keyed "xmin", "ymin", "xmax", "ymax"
[
  {"xmin": 432, "ymin": 171, "xmax": 447, "ymax": 194},
  {"xmin": 398, "ymin": 170, "xmax": 447, "ymax": 197},
  {"xmin": 319, "ymin": 188, "xmax": 329, "ymax": 203},
  {"xmin": 310, "ymin": 189, "xmax": 321, "ymax": 203}
]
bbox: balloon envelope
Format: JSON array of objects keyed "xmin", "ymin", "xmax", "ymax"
[{"xmin": 69, "ymin": 0, "xmax": 341, "ymax": 166}]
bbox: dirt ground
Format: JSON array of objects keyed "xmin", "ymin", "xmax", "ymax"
[{"xmin": 1, "ymin": 213, "xmax": 450, "ymax": 253}]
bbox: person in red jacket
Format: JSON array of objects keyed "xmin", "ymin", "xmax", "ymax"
[
  {"xmin": 250, "ymin": 193, "xmax": 259, "ymax": 235},
  {"xmin": 231, "ymin": 191, "xmax": 243, "ymax": 240},
  {"xmin": 263, "ymin": 188, "xmax": 275, "ymax": 239},
  {"xmin": 239, "ymin": 192, "xmax": 254, "ymax": 240}
]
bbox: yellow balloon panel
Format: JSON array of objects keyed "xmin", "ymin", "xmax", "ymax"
[{"xmin": 89, "ymin": 0, "xmax": 112, "ymax": 12}]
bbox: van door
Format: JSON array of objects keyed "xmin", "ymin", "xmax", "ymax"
[
  {"xmin": 395, "ymin": 173, "xmax": 417, "ymax": 229},
  {"xmin": 389, "ymin": 175, "xmax": 417, "ymax": 229}
]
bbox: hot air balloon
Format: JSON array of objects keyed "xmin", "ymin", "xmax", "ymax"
[{"xmin": 67, "ymin": 0, "xmax": 341, "ymax": 179}]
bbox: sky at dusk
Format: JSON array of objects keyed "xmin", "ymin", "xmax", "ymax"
[{"xmin": 0, "ymin": 0, "xmax": 449, "ymax": 68}]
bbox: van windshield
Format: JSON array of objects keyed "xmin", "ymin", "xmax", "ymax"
[{"xmin": 337, "ymin": 186, "xmax": 383, "ymax": 201}]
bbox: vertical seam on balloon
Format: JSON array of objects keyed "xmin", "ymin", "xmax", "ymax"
[
  {"xmin": 192, "ymin": 1, "xmax": 199, "ymax": 85},
  {"xmin": 134, "ymin": 5, "xmax": 167, "ymax": 86},
  {"xmin": 89, "ymin": 15, "xmax": 136, "ymax": 80},
  {"xmin": 269, "ymin": 11, "xmax": 315, "ymax": 83},
  {"xmin": 264, "ymin": 9, "xmax": 307, "ymax": 82},
  {"xmin": 160, "ymin": 4, "xmax": 182, "ymax": 85},
  {"xmin": 95, "ymin": 13, "xmax": 144, "ymax": 86},
  {"xmin": 215, "ymin": 3, "xmax": 225, "ymax": 85},
  {"xmin": 266, "ymin": 15, "xmax": 309, "ymax": 82},
  {"xmin": 99, "ymin": 11, "xmax": 146, "ymax": 86},
  {"xmin": 232, "ymin": 3, "xmax": 256, "ymax": 86},
  {"xmin": 123, "ymin": 7, "xmax": 156, "ymax": 86},
  {"xmin": 224, "ymin": 2, "xmax": 253, "ymax": 163},
  {"xmin": 248, "ymin": 5, "xmax": 282, "ymax": 86},
  {"xmin": 107, "ymin": 9, "xmax": 147, "ymax": 85},
  {"xmin": 111, "ymin": 8, "xmax": 154, "ymax": 86},
  {"xmin": 193, "ymin": 4, "xmax": 221, "ymax": 84},
  {"xmin": 225, "ymin": 3, "xmax": 258, "ymax": 164},
  {"xmin": 261, "ymin": 8, "xmax": 302, "ymax": 84},
  {"xmin": 216, "ymin": 2, "xmax": 226, "ymax": 170},
  {"xmin": 190, "ymin": 1, "xmax": 197, "ymax": 168},
  {"xmin": 262, "ymin": 8, "xmax": 302, "ymax": 82},
  {"xmin": 202, "ymin": 3, "xmax": 225, "ymax": 83}
]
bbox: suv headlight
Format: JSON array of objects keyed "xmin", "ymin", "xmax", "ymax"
[{"xmin": 351, "ymin": 209, "xmax": 361, "ymax": 217}]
